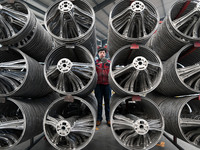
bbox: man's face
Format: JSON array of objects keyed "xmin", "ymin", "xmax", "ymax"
[{"xmin": 98, "ymin": 51, "xmax": 106, "ymax": 59}]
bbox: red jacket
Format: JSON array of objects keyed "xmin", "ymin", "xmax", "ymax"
[{"xmin": 96, "ymin": 59, "xmax": 110, "ymax": 85}]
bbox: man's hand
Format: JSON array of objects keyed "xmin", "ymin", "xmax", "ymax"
[{"xmin": 101, "ymin": 57, "xmax": 107, "ymax": 63}]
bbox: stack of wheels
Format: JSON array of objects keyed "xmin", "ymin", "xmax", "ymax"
[
  {"xmin": 147, "ymin": 0, "xmax": 200, "ymax": 61},
  {"xmin": 43, "ymin": 94, "xmax": 97, "ymax": 150},
  {"xmin": 108, "ymin": 1, "xmax": 164, "ymax": 149},
  {"xmin": 110, "ymin": 94, "xmax": 164, "ymax": 150},
  {"xmin": 148, "ymin": 93, "xmax": 200, "ymax": 149},
  {"xmin": 108, "ymin": 0, "xmax": 159, "ymax": 58},
  {"xmin": 0, "ymin": 0, "xmax": 53, "ymax": 62},
  {"xmin": 44, "ymin": 0, "xmax": 97, "ymax": 57},
  {"xmin": 109, "ymin": 45, "xmax": 163, "ymax": 97},
  {"xmin": 0, "ymin": 47, "xmax": 52, "ymax": 98},
  {"xmin": 156, "ymin": 44, "xmax": 200, "ymax": 96},
  {"xmin": 44, "ymin": 45, "xmax": 97, "ymax": 96},
  {"xmin": 0, "ymin": 93, "xmax": 58, "ymax": 149}
]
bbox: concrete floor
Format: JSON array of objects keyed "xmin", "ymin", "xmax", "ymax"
[{"xmin": 12, "ymin": 120, "xmax": 199, "ymax": 150}]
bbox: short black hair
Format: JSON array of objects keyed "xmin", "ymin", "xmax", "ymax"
[{"xmin": 98, "ymin": 47, "xmax": 107, "ymax": 53}]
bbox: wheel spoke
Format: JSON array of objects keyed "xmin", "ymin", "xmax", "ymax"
[
  {"xmin": 112, "ymin": 119, "xmax": 134, "ymax": 128},
  {"xmin": 1, "ymin": 5, "xmax": 27, "ymax": 21},
  {"xmin": 122, "ymin": 12, "xmax": 136, "ymax": 37},
  {"xmin": 193, "ymin": 135, "xmax": 200, "ymax": 145},
  {"xmin": 119, "ymin": 130, "xmax": 134, "ymax": 141},
  {"xmin": 66, "ymin": 136, "xmax": 76, "ymax": 149},
  {"xmin": 144, "ymin": 69, "xmax": 153, "ymax": 88},
  {"xmin": 183, "ymin": 16, "xmax": 198, "ymax": 35},
  {"xmin": 112, "ymin": 7, "xmax": 131, "ymax": 22},
  {"xmin": 185, "ymin": 73, "xmax": 200, "ymax": 87},
  {"xmin": 47, "ymin": 65, "xmax": 59, "ymax": 79},
  {"xmin": 173, "ymin": 9, "xmax": 197, "ymax": 29},
  {"xmin": 178, "ymin": 64, "xmax": 200, "ymax": 81},
  {"xmin": 66, "ymin": 71, "xmax": 84, "ymax": 91},
  {"xmin": 67, "ymin": 11, "xmax": 82, "ymax": 37},
  {"xmin": 0, "ymin": 133, "xmax": 17, "ymax": 143},
  {"xmin": 59, "ymin": 12, "xmax": 65, "ymax": 38},
  {"xmin": 185, "ymin": 129, "xmax": 200, "ymax": 140},
  {"xmin": 47, "ymin": 9, "xmax": 60, "ymax": 25},
  {"xmin": 45, "ymin": 115, "xmax": 59, "ymax": 129},
  {"xmin": 124, "ymin": 132, "xmax": 138, "ymax": 144},
  {"xmin": 148, "ymin": 119, "xmax": 162, "ymax": 132},
  {"xmin": 74, "ymin": 115, "xmax": 93, "ymax": 125},
  {"xmin": 194, "ymin": 78, "xmax": 200, "ymax": 90},
  {"xmin": 56, "ymin": 73, "xmax": 66, "ymax": 92},
  {"xmin": 0, "ymin": 16, "xmax": 15, "ymax": 37},
  {"xmin": 148, "ymin": 60, "xmax": 161, "ymax": 68},
  {"xmin": 113, "ymin": 64, "xmax": 133, "ymax": 78},
  {"xmin": 0, "ymin": 59, "xmax": 26, "ymax": 69},
  {"xmin": 0, "ymin": 119, "xmax": 24, "ymax": 130},
  {"xmin": 144, "ymin": 7, "xmax": 157, "ymax": 21},
  {"xmin": 140, "ymin": 12, "xmax": 147, "ymax": 36},
  {"xmin": 180, "ymin": 118, "xmax": 200, "ymax": 127},
  {"xmin": 124, "ymin": 69, "xmax": 140, "ymax": 92},
  {"xmin": 52, "ymin": 133, "xmax": 60, "ymax": 144},
  {"xmin": 71, "ymin": 127, "xmax": 93, "ymax": 136},
  {"xmin": 0, "ymin": 136, "xmax": 13, "ymax": 146},
  {"xmin": 0, "ymin": 74, "xmax": 19, "ymax": 89},
  {"xmin": 74, "ymin": 6, "xmax": 93, "ymax": 19},
  {"xmin": 193, "ymin": 17, "xmax": 200, "ymax": 38}
]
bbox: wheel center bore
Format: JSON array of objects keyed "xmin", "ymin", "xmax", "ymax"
[
  {"xmin": 58, "ymin": 0, "xmax": 74, "ymax": 12},
  {"xmin": 57, "ymin": 58, "xmax": 73, "ymax": 73},
  {"xmin": 56, "ymin": 120, "xmax": 71, "ymax": 136},
  {"xmin": 132, "ymin": 56, "xmax": 148, "ymax": 70},
  {"xmin": 134, "ymin": 119, "xmax": 149, "ymax": 135},
  {"xmin": 131, "ymin": 1, "xmax": 145, "ymax": 13}
]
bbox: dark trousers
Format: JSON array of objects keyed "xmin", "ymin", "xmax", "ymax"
[{"xmin": 95, "ymin": 84, "xmax": 111, "ymax": 122}]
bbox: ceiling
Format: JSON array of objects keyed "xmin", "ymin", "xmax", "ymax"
[{"xmin": 0, "ymin": 0, "xmax": 175, "ymax": 40}]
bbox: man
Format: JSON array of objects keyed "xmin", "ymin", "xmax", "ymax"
[{"xmin": 95, "ymin": 47, "xmax": 111, "ymax": 127}]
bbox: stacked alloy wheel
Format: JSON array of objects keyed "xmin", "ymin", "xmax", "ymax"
[
  {"xmin": 146, "ymin": 0, "xmax": 200, "ymax": 149},
  {"xmin": 0, "ymin": 0, "xmax": 53, "ymax": 62},
  {"xmin": 108, "ymin": 1, "xmax": 165, "ymax": 150},
  {"xmin": 44, "ymin": 0, "xmax": 97, "ymax": 57},
  {"xmin": 43, "ymin": 95, "xmax": 97, "ymax": 150},
  {"xmin": 43, "ymin": 1, "xmax": 98, "ymax": 150},
  {"xmin": 0, "ymin": 1, "xmax": 58, "ymax": 149},
  {"xmin": 0, "ymin": 93, "xmax": 59, "ymax": 149}
]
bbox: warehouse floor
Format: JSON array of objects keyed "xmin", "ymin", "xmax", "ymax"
[{"xmin": 12, "ymin": 119, "xmax": 199, "ymax": 150}]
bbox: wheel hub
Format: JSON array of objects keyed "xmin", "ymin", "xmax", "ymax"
[
  {"xmin": 131, "ymin": 1, "xmax": 145, "ymax": 13},
  {"xmin": 132, "ymin": 56, "xmax": 148, "ymax": 70},
  {"xmin": 134, "ymin": 119, "xmax": 149, "ymax": 135},
  {"xmin": 58, "ymin": 0, "xmax": 74, "ymax": 12},
  {"xmin": 56, "ymin": 120, "xmax": 71, "ymax": 136},
  {"xmin": 57, "ymin": 58, "xmax": 73, "ymax": 73}
]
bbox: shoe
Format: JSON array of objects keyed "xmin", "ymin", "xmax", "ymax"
[
  {"xmin": 107, "ymin": 121, "xmax": 110, "ymax": 127},
  {"xmin": 96, "ymin": 120, "xmax": 101, "ymax": 126}
]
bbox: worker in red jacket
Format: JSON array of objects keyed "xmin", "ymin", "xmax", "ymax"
[{"xmin": 95, "ymin": 47, "xmax": 111, "ymax": 127}]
